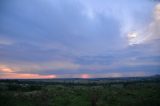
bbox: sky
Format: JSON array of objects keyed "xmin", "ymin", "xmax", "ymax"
[{"xmin": 0, "ymin": 0, "xmax": 160, "ymax": 79}]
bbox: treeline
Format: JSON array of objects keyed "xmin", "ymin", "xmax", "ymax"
[{"xmin": 0, "ymin": 78, "xmax": 160, "ymax": 92}]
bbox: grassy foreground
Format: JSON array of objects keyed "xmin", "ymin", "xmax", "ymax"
[{"xmin": 0, "ymin": 79, "xmax": 160, "ymax": 106}]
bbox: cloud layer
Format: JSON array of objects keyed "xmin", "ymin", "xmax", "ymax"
[{"xmin": 0, "ymin": 0, "xmax": 160, "ymax": 78}]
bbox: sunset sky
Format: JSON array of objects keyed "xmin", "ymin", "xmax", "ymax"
[{"xmin": 0, "ymin": 0, "xmax": 160, "ymax": 79}]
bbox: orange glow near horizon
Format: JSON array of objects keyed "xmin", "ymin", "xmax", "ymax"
[
  {"xmin": 0, "ymin": 65, "xmax": 14, "ymax": 73},
  {"xmin": 0, "ymin": 73, "xmax": 57, "ymax": 79},
  {"xmin": 81, "ymin": 74, "xmax": 90, "ymax": 79}
]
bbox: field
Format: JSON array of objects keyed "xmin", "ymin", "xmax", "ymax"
[{"xmin": 0, "ymin": 76, "xmax": 160, "ymax": 106}]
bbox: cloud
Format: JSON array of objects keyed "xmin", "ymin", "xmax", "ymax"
[
  {"xmin": 0, "ymin": 64, "xmax": 57, "ymax": 79},
  {"xmin": 146, "ymin": 3, "xmax": 160, "ymax": 41},
  {"xmin": 54, "ymin": 71, "xmax": 151, "ymax": 78},
  {"xmin": 0, "ymin": 0, "xmax": 159, "ymax": 78},
  {"xmin": 0, "ymin": 73, "xmax": 56, "ymax": 79},
  {"xmin": 0, "ymin": 65, "xmax": 14, "ymax": 73},
  {"xmin": 0, "ymin": 60, "xmax": 80, "ymax": 73},
  {"xmin": 0, "ymin": 36, "xmax": 14, "ymax": 45},
  {"xmin": 125, "ymin": 3, "xmax": 160, "ymax": 46}
]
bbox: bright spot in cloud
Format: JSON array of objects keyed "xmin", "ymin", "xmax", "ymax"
[{"xmin": 127, "ymin": 32, "xmax": 139, "ymax": 45}]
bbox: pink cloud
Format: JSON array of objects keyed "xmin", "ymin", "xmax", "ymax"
[
  {"xmin": 81, "ymin": 74, "xmax": 91, "ymax": 79},
  {"xmin": 0, "ymin": 73, "xmax": 57, "ymax": 79}
]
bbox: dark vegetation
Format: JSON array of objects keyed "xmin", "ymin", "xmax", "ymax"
[{"xmin": 0, "ymin": 76, "xmax": 160, "ymax": 106}]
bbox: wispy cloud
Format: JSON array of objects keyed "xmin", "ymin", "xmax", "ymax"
[{"xmin": 125, "ymin": 3, "xmax": 160, "ymax": 46}]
